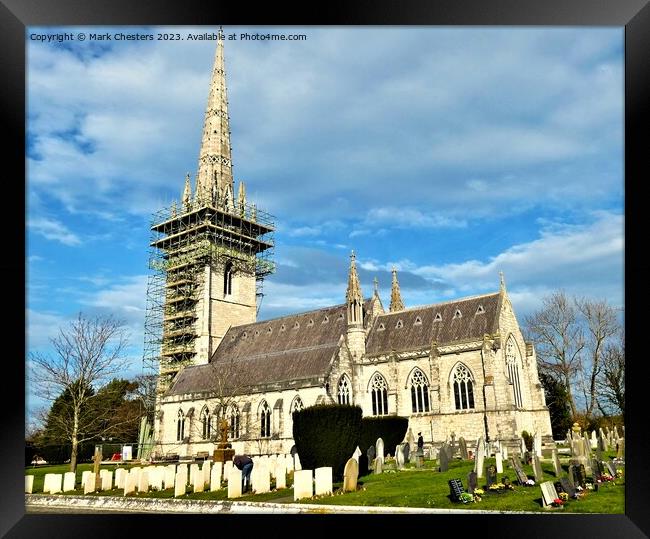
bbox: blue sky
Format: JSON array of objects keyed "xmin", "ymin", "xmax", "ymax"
[{"xmin": 26, "ymin": 26, "xmax": 624, "ymax": 427}]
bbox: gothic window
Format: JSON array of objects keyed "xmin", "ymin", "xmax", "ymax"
[
  {"xmin": 338, "ymin": 374, "xmax": 352, "ymax": 405},
  {"xmin": 410, "ymin": 369, "xmax": 431, "ymax": 413},
  {"xmin": 370, "ymin": 373, "xmax": 389, "ymax": 416},
  {"xmin": 454, "ymin": 309, "xmax": 462, "ymax": 319},
  {"xmin": 396, "ymin": 319, "xmax": 403, "ymax": 329},
  {"xmin": 200, "ymin": 406, "xmax": 211, "ymax": 440},
  {"xmin": 452, "ymin": 364, "xmax": 475, "ymax": 410},
  {"xmin": 260, "ymin": 400, "xmax": 271, "ymax": 438},
  {"xmin": 291, "ymin": 396, "xmax": 304, "ymax": 414},
  {"xmin": 224, "ymin": 261, "xmax": 233, "ymax": 296},
  {"xmin": 176, "ymin": 409, "xmax": 185, "ymax": 442},
  {"xmin": 506, "ymin": 336, "xmax": 524, "ymax": 408},
  {"xmin": 414, "ymin": 316, "xmax": 422, "ymax": 326},
  {"xmin": 434, "ymin": 313, "xmax": 442, "ymax": 322},
  {"xmin": 229, "ymin": 405, "xmax": 240, "ymax": 439}
]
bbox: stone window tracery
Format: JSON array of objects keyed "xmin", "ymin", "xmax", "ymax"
[
  {"xmin": 338, "ymin": 374, "xmax": 352, "ymax": 405},
  {"xmin": 370, "ymin": 373, "xmax": 389, "ymax": 416},
  {"xmin": 452, "ymin": 364, "xmax": 475, "ymax": 410},
  {"xmin": 410, "ymin": 369, "xmax": 430, "ymax": 413}
]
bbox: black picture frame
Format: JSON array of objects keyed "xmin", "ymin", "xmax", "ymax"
[{"xmin": 5, "ymin": 0, "xmax": 648, "ymax": 536}]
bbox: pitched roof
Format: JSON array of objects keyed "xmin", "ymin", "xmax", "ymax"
[
  {"xmin": 166, "ymin": 300, "xmax": 370, "ymax": 397},
  {"xmin": 365, "ymin": 292, "xmax": 501, "ymax": 355}
]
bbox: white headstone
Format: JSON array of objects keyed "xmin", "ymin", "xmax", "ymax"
[
  {"xmin": 253, "ymin": 464, "xmax": 270, "ymax": 494},
  {"xmin": 174, "ymin": 471, "xmax": 187, "ymax": 497},
  {"xmin": 100, "ymin": 469, "xmax": 113, "ymax": 491},
  {"xmin": 81, "ymin": 470, "xmax": 92, "ymax": 488},
  {"xmin": 189, "ymin": 463, "xmax": 200, "ymax": 486},
  {"xmin": 85, "ymin": 471, "xmax": 97, "ymax": 494},
  {"xmin": 496, "ymin": 451, "xmax": 503, "ymax": 474},
  {"xmin": 293, "ymin": 469, "xmax": 313, "ymax": 501},
  {"xmin": 314, "ymin": 467, "xmax": 333, "ymax": 496},
  {"xmin": 210, "ymin": 462, "xmax": 223, "ymax": 491},
  {"xmin": 376, "ymin": 438, "xmax": 385, "ymax": 460},
  {"xmin": 540, "ymin": 480, "xmax": 559, "ymax": 508},
  {"xmin": 374, "ymin": 456, "xmax": 384, "ymax": 474},
  {"xmin": 396, "ymin": 445, "xmax": 405, "ymax": 469},
  {"xmin": 150, "ymin": 467, "xmax": 164, "ymax": 491},
  {"xmin": 502, "ymin": 444, "xmax": 508, "ymax": 460},
  {"xmin": 275, "ymin": 463, "xmax": 286, "ymax": 489},
  {"xmin": 227, "ymin": 467, "xmax": 242, "ymax": 498},
  {"xmin": 163, "ymin": 465, "xmax": 176, "ymax": 489},
  {"xmin": 294, "ymin": 453, "xmax": 302, "ymax": 471},
  {"xmin": 285, "ymin": 453, "xmax": 294, "ymax": 472},
  {"xmin": 114, "ymin": 468, "xmax": 126, "ymax": 489},
  {"xmin": 138, "ymin": 470, "xmax": 149, "ymax": 492},
  {"xmin": 352, "ymin": 446, "xmax": 362, "ymax": 462},
  {"xmin": 25, "ymin": 475, "xmax": 34, "ymax": 494},
  {"xmin": 475, "ymin": 437, "xmax": 485, "ymax": 478},
  {"xmin": 49, "ymin": 474, "xmax": 62, "ymax": 494},
  {"xmin": 130, "ymin": 467, "xmax": 142, "ymax": 487},
  {"xmin": 535, "ymin": 431, "xmax": 542, "ymax": 457},
  {"xmin": 43, "ymin": 473, "xmax": 53, "ymax": 494},
  {"xmin": 62, "ymin": 471, "xmax": 76, "ymax": 492},
  {"xmin": 223, "ymin": 460, "xmax": 234, "ymax": 479}
]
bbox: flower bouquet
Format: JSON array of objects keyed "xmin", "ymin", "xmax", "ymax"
[
  {"xmin": 525, "ymin": 479, "xmax": 535, "ymax": 486},
  {"xmin": 559, "ymin": 492, "xmax": 569, "ymax": 502},
  {"xmin": 551, "ymin": 497, "xmax": 565, "ymax": 508},
  {"xmin": 473, "ymin": 489, "xmax": 484, "ymax": 502},
  {"xmin": 459, "ymin": 492, "xmax": 475, "ymax": 504}
]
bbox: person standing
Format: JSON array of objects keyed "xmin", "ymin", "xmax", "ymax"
[
  {"xmin": 233, "ymin": 454, "xmax": 254, "ymax": 492},
  {"xmin": 417, "ymin": 432, "xmax": 424, "ymax": 452}
]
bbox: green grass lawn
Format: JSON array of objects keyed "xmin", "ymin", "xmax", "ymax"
[{"xmin": 26, "ymin": 453, "xmax": 624, "ymax": 513}]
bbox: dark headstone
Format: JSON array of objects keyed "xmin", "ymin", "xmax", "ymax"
[
  {"xmin": 402, "ymin": 443, "xmax": 410, "ymax": 463},
  {"xmin": 358, "ymin": 454, "xmax": 369, "ymax": 477},
  {"xmin": 439, "ymin": 445, "xmax": 449, "ymax": 472},
  {"xmin": 290, "ymin": 445, "xmax": 298, "ymax": 457},
  {"xmin": 509, "ymin": 456, "xmax": 528, "ymax": 485},
  {"xmin": 571, "ymin": 464, "xmax": 587, "ymax": 488},
  {"xmin": 486, "ymin": 465, "xmax": 497, "ymax": 487},
  {"xmin": 592, "ymin": 459, "xmax": 603, "ymax": 477},
  {"xmin": 606, "ymin": 460, "xmax": 616, "ymax": 476},
  {"xmin": 467, "ymin": 471, "xmax": 478, "ymax": 494},
  {"xmin": 367, "ymin": 445, "xmax": 376, "ymax": 463},
  {"xmin": 559, "ymin": 477, "xmax": 576, "ymax": 498},
  {"xmin": 459, "ymin": 437, "xmax": 468, "ymax": 460},
  {"xmin": 448, "ymin": 478, "xmax": 465, "ymax": 502}
]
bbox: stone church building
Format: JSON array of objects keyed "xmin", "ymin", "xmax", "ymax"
[{"xmin": 150, "ymin": 32, "xmax": 552, "ymax": 459}]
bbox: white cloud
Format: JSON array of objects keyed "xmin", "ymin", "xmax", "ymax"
[{"xmin": 28, "ymin": 216, "xmax": 81, "ymax": 246}]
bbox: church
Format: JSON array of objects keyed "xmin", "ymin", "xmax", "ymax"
[{"xmin": 148, "ymin": 31, "xmax": 552, "ymax": 460}]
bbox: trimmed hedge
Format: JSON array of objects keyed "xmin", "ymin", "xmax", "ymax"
[
  {"xmin": 292, "ymin": 404, "xmax": 362, "ymax": 481},
  {"xmin": 359, "ymin": 416, "xmax": 409, "ymax": 458}
]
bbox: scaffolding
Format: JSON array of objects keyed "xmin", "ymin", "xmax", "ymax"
[{"xmin": 142, "ymin": 196, "xmax": 275, "ymax": 397}]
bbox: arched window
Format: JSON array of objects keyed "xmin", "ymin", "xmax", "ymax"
[
  {"xmin": 229, "ymin": 405, "xmax": 240, "ymax": 439},
  {"xmin": 176, "ymin": 409, "xmax": 185, "ymax": 442},
  {"xmin": 200, "ymin": 406, "xmax": 211, "ymax": 440},
  {"xmin": 506, "ymin": 336, "xmax": 523, "ymax": 408},
  {"xmin": 224, "ymin": 261, "xmax": 233, "ymax": 296},
  {"xmin": 370, "ymin": 373, "xmax": 389, "ymax": 416},
  {"xmin": 260, "ymin": 401, "xmax": 271, "ymax": 438},
  {"xmin": 452, "ymin": 364, "xmax": 475, "ymax": 410},
  {"xmin": 291, "ymin": 396, "xmax": 304, "ymax": 414},
  {"xmin": 410, "ymin": 369, "xmax": 430, "ymax": 413},
  {"xmin": 338, "ymin": 374, "xmax": 352, "ymax": 405}
]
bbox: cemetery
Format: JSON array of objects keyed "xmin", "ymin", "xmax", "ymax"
[{"xmin": 25, "ymin": 429, "xmax": 625, "ymax": 513}]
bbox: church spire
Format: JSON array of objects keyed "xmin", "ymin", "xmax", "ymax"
[
  {"xmin": 500, "ymin": 271, "xmax": 506, "ymax": 293},
  {"xmin": 389, "ymin": 266, "xmax": 405, "ymax": 312},
  {"xmin": 346, "ymin": 251, "xmax": 363, "ymax": 326},
  {"xmin": 195, "ymin": 28, "xmax": 234, "ymax": 207}
]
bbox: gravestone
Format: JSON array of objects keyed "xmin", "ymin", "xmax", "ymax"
[
  {"xmin": 439, "ymin": 445, "xmax": 449, "ymax": 472},
  {"xmin": 100, "ymin": 469, "xmax": 113, "ymax": 491},
  {"xmin": 495, "ymin": 451, "xmax": 503, "ymax": 474},
  {"xmin": 138, "ymin": 470, "xmax": 149, "ymax": 493},
  {"xmin": 591, "ymin": 458, "xmax": 603, "ymax": 478},
  {"xmin": 49, "ymin": 474, "xmax": 62, "ymax": 494},
  {"xmin": 343, "ymin": 458, "xmax": 358, "ymax": 492},
  {"xmin": 534, "ymin": 431, "xmax": 542, "ymax": 457},
  {"xmin": 396, "ymin": 445, "xmax": 405, "ymax": 469},
  {"xmin": 459, "ymin": 437, "xmax": 468, "ymax": 460},
  {"xmin": 532, "ymin": 454, "xmax": 544, "ymax": 482},
  {"xmin": 293, "ymin": 469, "xmax": 313, "ymax": 501},
  {"xmin": 275, "ymin": 464, "xmax": 287, "ymax": 490},
  {"xmin": 210, "ymin": 463, "xmax": 222, "ymax": 491},
  {"xmin": 617, "ymin": 439, "xmax": 625, "ymax": 459},
  {"xmin": 85, "ymin": 471, "xmax": 97, "ymax": 494},
  {"xmin": 606, "ymin": 460, "xmax": 616, "ymax": 477},
  {"xmin": 591, "ymin": 430, "xmax": 598, "ymax": 449},
  {"xmin": 63, "ymin": 472, "xmax": 76, "ymax": 492},
  {"xmin": 25, "ymin": 475, "xmax": 34, "ymax": 494},
  {"xmin": 540, "ymin": 480, "xmax": 560, "ymax": 508},
  {"xmin": 475, "ymin": 439, "xmax": 485, "ymax": 478},
  {"xmin": 227, "ymin": 468, "xmax": 242, "ymax": 498},
  {"xmin": 294, "ymin": 453, "xmax": 302, "ymax": 471},
  {"xmin": 448, "ymin": 478, "xmax": 465, "ymax": 502},
  {"xmin": 352, "ymin": 446, "xmax": 362, "ymax": 463},
  {"xmin": 595, "ymin": 444, "xmax": 603, "ymax": 462},
  {"xmin": 315, "ymin": 467, "xmax": 333, "ymax": 496},
  {"xmin": 115, "ymin": 468, "xmax": 127, "ymax": 490},
  {"xmin": 467, "ymin": 471, "xmax": 478, "ymax": 494},
  {"xmin": 510, "ymin": 456, "xmax": 528, "ymax": 485},
  {"xmin": 502, "ymin": 444, "xmax": 508, "ymax": 460},
  {"xmin": 367, "ymin": 445, "xmax": 376, "ymax": 467},
  {"xmin": 571, "ymin": 464, "xmax": 587, "ymax": 488},
  {"xmin": 253, "ymin": 466, "xmax": 270, "ymax": 494},
  {"xmin": 193, "ymin": 473, "xmax": 205, "ymax": 493},
  {"xmin": 486, "ymin": 464, "xmax": 497, "ymax": 487},
  {"xmin": 402, "ymin": 442, "xmax": 410, "ymax": 463},
  {"xmin": 406, "ymin": 428, "xmax": 416, "ymax": 455},
  {"xmin": 376, "ymin": 438, "xmax": 384, "ymax": 460},
  {"xmin": 559, "ymin": 477, "xmax": 576, "ymax": 498},
  {"xmin": 374, "ymin": 456, "xmax": 383, "ymax": 474},
  {"xmin": 551, "ymin": 449, "xmax": 562, "ymax": 477}
]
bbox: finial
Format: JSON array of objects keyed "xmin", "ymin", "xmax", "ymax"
[
  {"xmin": 500, "ymin": 271, "xmax": 506, "ymax": 291},
  {"xmin": 350, "ymin": 250, "xmax": 356, "ymax": 262},
  {"xmin": 373, "ymin": 277, "xmax": 379, "ymax": 295}
]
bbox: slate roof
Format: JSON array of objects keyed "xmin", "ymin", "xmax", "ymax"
[
  {"xmin": 165, "ymin": 293, "xmax": 502, "ymax": 397},
  {"xmin": 166, "ymin": 301, "xmax": 371, "ymax": 397},
  {"xmin": 365, "ymin": 292, "xmax": 501, "ymax": 356}
]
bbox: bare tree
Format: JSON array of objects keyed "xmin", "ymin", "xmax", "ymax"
[
  {"xmin": 524, "ymin": 290, "xmax": 584, "ymax": 417},
  {"xmin": 29, "ymin": 313, "xmax": 131, "ymax": 472},
  {"xmin": 575, "ymin": 298, "xmax": 620, "ymax": 420},
  {"xmin": 597, "ymin": 331, "xmax": 625, "ymax": 416}
]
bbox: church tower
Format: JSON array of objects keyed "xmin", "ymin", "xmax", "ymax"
[{"xmin": 144, "ymin": 29, "xmax": 275, "ymax": 398}]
